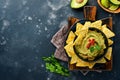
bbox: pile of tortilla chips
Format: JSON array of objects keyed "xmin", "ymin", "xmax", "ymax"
[{"xmin": 64, "ymin": 20, "xmax": 115, "ymax": 69}]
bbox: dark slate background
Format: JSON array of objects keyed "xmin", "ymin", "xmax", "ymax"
[{"xmin": 0, "ymin": 0, "xmax": 120, "ymax": 80}]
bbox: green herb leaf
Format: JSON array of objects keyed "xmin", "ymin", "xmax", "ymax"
[
  {"xmin": 95, "ymin": 45, "xmax": 101, "ymax": 50},
  {"xmin": 90, "ymin": 45, "xmax": 101, "ymax": 53},
  {"xmin": 90, "ymin": 47, "xmax": 95, "ymax": 53},
  {"xmin": 42, "ymin": 54, "xmax": 70, "ymax": 76}
]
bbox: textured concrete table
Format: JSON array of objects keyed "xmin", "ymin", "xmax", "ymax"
[{"xmin": 0, "ymin": 0, "xmax": 120, "ymax": 80}]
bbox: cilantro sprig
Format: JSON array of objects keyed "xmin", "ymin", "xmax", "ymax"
[
  {"xmin": 42, "ymin": 55, "xmax": 70, "ymax": 76},
  {"xmin": 90, "ymin": 45, "xmax": 101, "ymax": 53}
]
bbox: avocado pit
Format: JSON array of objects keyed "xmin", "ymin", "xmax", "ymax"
[{"xmin": 76, "ymin": 0, "xmax": 83, "ymax": 3}]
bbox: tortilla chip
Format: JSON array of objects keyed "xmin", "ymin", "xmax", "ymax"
[
  {"xmin": 108, "ymin": 39, "xmax": 113, "ymax": 46},
  {"xmin": 75, "ymin": 28, "xmax": 88, "ymax": 37},
  {"xmin": 70, "ymin": 54, "xmax": 78, "ymax": 64},
  {"xmin": 76, "ymin": 58, "xmax": 89, "ymax": 67},
  {"xmin": 105, "ymin": 47, "xmax": 112, "ymax": 60},
  {"xmin": 74, "ymin": 33, "xmax": 84, "ymax": 45},
  {"xmin": 96, "ymin": 58, "xmax": 106, "ymax": 63},
  {"xmin": 102, "ymin": 26, "xmax": 115, "ymax": 38},
  {"xmin": 54, "ymin": 48, "xmax": 68, "ymax": 61},
  {"xmin": 84, "ymin": 21, "xmax": 91, "ymax": 28},
  {"xmin": 75, "ymin": 30, "xmax": 80, "ymax": 36},
  {"xmin": 76, "ymin": 57, "xmax": 106, "ymax": 69},
  {"xmin": 64, "ymin": 42, "xmax": 75, "ymax": 57},
  {"xmin": 90, "ymin": 20, "xmax": 102, "ymax": 30},
  {"xmin": 88, "ymin": 62, "xmax": 96, "ymax": 69},
  {"xmin": 76, "ymin": 58, "xmax": 95, "ymax": 69},
  {"xmin": 75, "ymin": 23, "xmax": 83, "ymax": 36},
  {"xmin": 101, "ymin": 24, "xmax": 107, "ymax": 30},
  {"xmin": 76, "ymin": 23, "xmax": 83, "ymax": 31},
  {"xmin": 81, "ymin": 28, "xmax": 88, "ymax": 36},
  {"xmin": 70, "ymin": 57, "xmax": 76, "ymax": 64},
  {"xmin": 66, "ymin": 31, "xmax": 76, "ymax": 44},
  {"xmin": 75, "ymin": 21, "xmax": 89, "ymax": 36}
]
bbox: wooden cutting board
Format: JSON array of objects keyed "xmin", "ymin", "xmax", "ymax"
[
  {"xmin": 68, "ymin": 6, "xmax": 113, "ymax": 71},
  {"xmin": 52, "ymin": 6, "xmax": 113, "ymax": 72}
]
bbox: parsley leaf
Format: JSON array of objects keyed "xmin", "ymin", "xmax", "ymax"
[
  {"xmin": 95, "ymin": 45, "xmax": 101, "ymax": 50},
  {"xmin": 42, "ymin": 55, "xmax": 70, "ymax": 76},
  {"xmin": 90, "ymin": 47, "xmax": 95, "ymax": 53},
  {"xmin": 90, "ymin": 45, "xmax": 101, "ymax": 53}
]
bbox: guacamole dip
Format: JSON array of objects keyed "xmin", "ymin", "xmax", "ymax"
[{"xmin": 74, "ymin": 28, "xmax": 106, "ymax": 61}]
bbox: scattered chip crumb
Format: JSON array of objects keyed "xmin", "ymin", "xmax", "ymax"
[
  {"xmin": 28, "ymin": 16, "xmax": 32, "ymax": 20},
  {"xmin": 28, "ymin": 69, "xmax": 32, "ymax": 72}
]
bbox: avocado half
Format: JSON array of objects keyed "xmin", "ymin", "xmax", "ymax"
[
  {"xmin": 109, "ymin": 0, "xmax": 120, "ymax": 5},
  {"xmin": 71, "ymin": 0, "xmax": 88, "ymax": 9}
]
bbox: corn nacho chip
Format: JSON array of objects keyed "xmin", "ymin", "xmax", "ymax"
[
  {"xmin": 105, "ymin": 47, "xmax": 112, "ymax": 60},
  {"xmin": 64, "ymin": 42, "xmax": 75, "ymax": 57},
  {"xmin": 66, "ymin": 31, "xmax": 76, "ymax": 44},
  {"xmin": 75, "ymin": 28, "xmax": 88, "ymax": 37},
  {"xmin": 76, "ymin": 23, "xmax": 83, "ymax": 31},
  {"xmin": 75, "ymin": 23, "xmax": 83, "ymax": 36},
  {"xmin": 88, "ymin": 62, "xmax": 96, "ymax": 69},
  {"xmin": 76, "ymin": 58, "xmax": 95, "ymax": 69},
  {"xmin": 74, "ymin": 33, "xmax": 84, "ymax": 45},
  {"xmin": 75, "ymin": 23, "xmax": 89, "ymax": 36},
  {"xmin": 96, "ymin": 58, "xmax": 106, "ymax": 63},
  {"xmin": 75, "ymin": 30, "xmax": 80, "ymax": 36},
  {"xmin": 76, "ymin": 58, "xmax": 89, "ymax": 67},
  {"xmin": 84, "ymin": 21, "xmax": 91, "ymax": 28},
  {"xmin": 90, "ymin": 20, "xmax": 102, "ymax": 30},
  {"xmin": 76, "ymin": 57, "xmax": 106, "ymax": 69},
  {"xmin": 70, "ymin": 54, "xmax": 78, "ymax": 64},
  {"xmin": 108, "ymin": 39, "xmax": 113, "ymax": 46},
  {"xmin": 102, "ymin": 26, "xmax": 115, "ymax": 38},
  {"xmin": 101, "ymin": 24, "xmax": 107, "ymax": 30},
  {"xmin": 75, "ymin": 21, "xmax": 89, "ymax": 36}
]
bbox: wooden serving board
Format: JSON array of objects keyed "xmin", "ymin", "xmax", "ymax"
[{"xmin": 68, "ymin": 6, "xmax": 113, "ymax": 71}]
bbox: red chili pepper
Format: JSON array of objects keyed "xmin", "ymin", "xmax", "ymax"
[
  {"xmin": 89, "ymin": 39, "xmax": 91, "ymax": 42},
  {"xmin": 86, "ymin": 39, "xmax": 95, "ymax": 49},
  {"xmin": 91, "ymin": 39, "xmax": 95, "ymax": 46},
  {"xmin": 86, "ymin": 43, "xmax": 91, "ymax": 49}
]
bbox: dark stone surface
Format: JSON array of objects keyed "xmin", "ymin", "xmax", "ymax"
[{"xmin": 0, "ymin": 0, "xmax": 120, "ymax": 80}]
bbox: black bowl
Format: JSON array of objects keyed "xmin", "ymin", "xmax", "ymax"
[{"xmin": 66, "ymin": 20, "xmax": 108, "ymax": 62}]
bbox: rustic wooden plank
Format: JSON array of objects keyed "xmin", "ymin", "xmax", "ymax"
[
  {"xmin": 52, "ymin": 6, "xmax": 113, "ymax": 72},
  {"xmin": 69, "ymin": 17, "xmax": 113, "ymax": 71},
  {"xmin": 101, "ymin": 17, "xmax": 113, "ymax": 30},
  {"xmin": 69, "ymin": 7, "xmax": 113, "ymax": 71},
  {"xmin": 84, "ymin": 6, "xmax": 97, "ymax": 21},
  {"xmin": 68, "ymin": 16, "xmax": 80, "ymax": 28}
]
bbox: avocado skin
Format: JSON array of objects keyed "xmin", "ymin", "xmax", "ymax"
[
  {"xmin": 109, "ymin": 0, "xmax": 120, "ymax": 5},
  {"xmin": 70, "ymin": 0, "xmax": 88, "ymax": 9}
]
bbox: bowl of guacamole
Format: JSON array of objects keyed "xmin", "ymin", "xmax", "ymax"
[{"xmin": 65, "ymin": 20, "xmax": 109, "ymax": 62}]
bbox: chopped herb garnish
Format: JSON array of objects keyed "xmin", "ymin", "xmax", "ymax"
[
  {"xmin": 95, "ymin": 45, "xmax": 101, "ymax": 50},
  {"xmin": 90, "ymin": 45, "xmax": 101, "ymax": 53},
  {"xmin": 42, "ymin": 55, "xmax": 70, "ymax": 76},
  {"xmin": 90, "ymin": 46, "xmax": 95, "ymax": 53}
]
